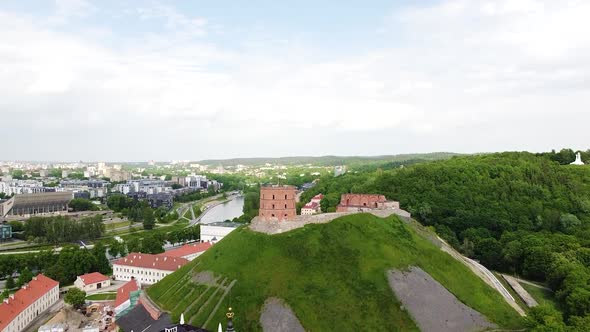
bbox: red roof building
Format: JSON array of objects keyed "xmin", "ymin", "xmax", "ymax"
[
  {"xmin": 74, "ymin": 272, "xmax": 111, "ymax": 292},
  {"xmin": 159, "ymin": 242, "xmax": 212, "ymax": 261},
  {"xmin": 311, "ymin": 194, "xmax": 324, "ymax": 203},
  {"xmin": 0, "ymin": 274, "xmax": 60, "ymax": 332},
  {"xmin": 301, "ymin": 202, "xmax": 321, "ymax": 215},
  {"xmin": 114, "ymin": 278, "xmax": 140, "ymax": 316},
  {"xmin": 112, "ymin": 253, "xmax": 189, "ymax": 285}
]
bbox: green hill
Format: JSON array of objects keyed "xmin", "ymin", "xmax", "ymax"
[
  {"xmin": 196, "ymin": 152, "xmax": 460, "ymax": 167},
  {"xmin": 147, "ymin": 214, "xmax": 524, "ymax": 331}
]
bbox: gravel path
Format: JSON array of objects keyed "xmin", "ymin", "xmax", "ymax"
[
  {"xmin": 502, "ymin": 274, "xmax": 538, "ymax": 307},
  {"xmin": 388, "ymin": 267, "xmax": 497, "ymax": 332},
  {"xmin": 260, "ymin": 297, "xmax": 305, "ymax": 332}
]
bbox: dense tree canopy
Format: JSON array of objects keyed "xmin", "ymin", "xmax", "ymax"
[
  {"xmin": 301, "ymin": 151, "xmax": 590, "ymax": 327},
  {"xmin": 69, "ymin": 198, "xmax": 99, "ymax": 212},
  {"xmin": 24, "ymin": 215, "xmax": 104, "ymax": 244}
]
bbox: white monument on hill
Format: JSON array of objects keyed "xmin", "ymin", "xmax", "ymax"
[{"xmin": 571, "ymin": 152, "xmax": 585, "ymax": 165}]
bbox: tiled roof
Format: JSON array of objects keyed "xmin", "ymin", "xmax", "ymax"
[
  {"xmin": 78, "ymin": 272, "xmax": 109, "ymax": 286},
  {"xmin": 159, "ymin": 242, "xmax": 212, "ymax": 258},
  {"xmin": 115, "ymin": 279, "xmax": 140, "ymax": 308},
  {"xmin": 0, "ymin": 274, "xmax": 59, "ymax": 331},
  {"xmin": 312, "ymin": 194, "xmax": 324, "ymax": 200},
  {"xmin": 303, "ymin": 202, "xmax": 319, "ymax": 209},
  {"xmin": 112, "ymin": 253, "xmax": 189, "ymax": 272}
]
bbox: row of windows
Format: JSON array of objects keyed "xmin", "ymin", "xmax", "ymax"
[
  {"xmin": 262, "ymin": 194, "xmax": 291, "ymax": 200},
  {"xmin": 9, "ymin": 289, "xmax": 58, "ymax": 332},
  {"xmin": 267, "ymin": 204, "xmax": 289, "ymax": 209},
  {"xmin": 115, "ymin": 274, "xmax": 165, "ymax": 284},
  {"xmin": 114, "ymin": 266, "xmax": 166, "ymax": 278}
]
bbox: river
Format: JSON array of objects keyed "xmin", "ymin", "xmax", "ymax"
[{"xmin": 199, "ymin": 195, "xmax": 245, "ymax": 224}]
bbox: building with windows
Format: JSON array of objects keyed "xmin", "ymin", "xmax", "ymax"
[
  {"xmin": 3, "ymin": 192, "xmax": 73, "ymax": 217},
  {"xmin": 0, "ymin": 274, "xmax": 60, "ymax": 332},
  {"xmin": 0, "ymin": 223, "xmax": 12, "ymax": 240},
  {"xmin": 258, "ymin": 185, "xmax": 297, "ymax": 221},
  {"xmin": 112, "ymin": 253, "xmax": 188, "ymax": 285},
  {"xmin": 301, "ymin": 202, "xmax": 320, "ymax": 215},
  {"xmin": 74, "ymin": 272, "xmax": 111, "ymax": 292}
]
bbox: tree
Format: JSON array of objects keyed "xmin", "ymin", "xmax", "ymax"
[
  {"xmin": 17, "ymin": 267, "xmax": 33, "ymax": 287},
  {"xmin": 64, "ymin": 288, "xmax": 86, "ymax": 309},
  {"xmin": 5, "ymin": 275, "xmax": 15, "ymax": 290},
  {"xmin": 559, "ymin": 213, "xmax": 581, "ymax": 233},
  {"xmin": 69, "ymin": 198, "xmax": 98, "ymax": 212},
  {"xmin": 91, "ymin": 242, "xmax": 111, "ymax": 275},
  {"xmin": 320, "ymin": 198, "xmax": 329, "ymax": 213},
  {"xmin": 171, "ymin": 183, "xmax": 183, "ymax": 189},
  {"xmin": 474, "ymin": 238, "xmax": 503, "ymax": 270},
  {"xmin": 525, "ymin": 305, "xmax": 566, "ymax": 331},
  {"xmin": 142, "ymin": 207, "xmax": 156, "ymax": 230}
]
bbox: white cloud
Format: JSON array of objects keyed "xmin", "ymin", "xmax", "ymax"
[{"xmin": 1, "ymin": 0, "xmax": 589, "ymax": 161}]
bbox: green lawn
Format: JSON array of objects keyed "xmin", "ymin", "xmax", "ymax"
[
  {"xmin": 148, "ymin": 214, "xmax": 525, "ymax": 331},
  {"xmin": 521, "ymin": 283, "xmax": 559, "ymax": 310},
  {"xmin": 86, "ymin": 292, "xmax": 117, "ymax": 301},
  {"xmin": 183, "ymin": 208, "xmax": 193, "ymax": 220},
  {"xmin": 105, "ymin": 220, "xmax": 131, "ymax": 231}
]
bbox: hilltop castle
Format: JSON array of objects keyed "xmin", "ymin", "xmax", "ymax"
[{"xmin": 259, "ymin": 185, "xmax": 297, "ymax": 221}]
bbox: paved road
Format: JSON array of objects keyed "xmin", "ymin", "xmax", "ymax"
[{"xmin": 437, "ymin": 236, "xmax": 526, "ymax": 316}]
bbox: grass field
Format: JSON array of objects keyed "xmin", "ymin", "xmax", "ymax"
[
  {"xmin": 148, "ymin": 214, "xmax": 525, "ymax": 331},
  {"xmin": 86, "ymin": 292, "xmax": 117, "ymax": 301},
  {"xmin": 521, "ymin": 283, "xmax": 559, "ymax": 310}
]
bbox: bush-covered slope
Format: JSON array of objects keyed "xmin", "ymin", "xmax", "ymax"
[
  {"xmin": 148, "ymin": 214, "xmax": 523, "ymax": 331},
  {"xmin": 299, "ymin": 151, "xmax": 590, "ymax": 328}
]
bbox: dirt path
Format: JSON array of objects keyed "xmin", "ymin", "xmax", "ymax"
[
  {"xmin": 437, "ymin": 236, "xmax": 526, "ymax": 316},
  {"xmin": 260, "ymin": 298, "xmax": 305, "ymax": 332},
  {"xmin": 388, "ymin": 267, "xmax": 496, "ymax": 332},
  {"xmin": 502, "ymin": 274, "xmax": 538, "ymax": 307}
]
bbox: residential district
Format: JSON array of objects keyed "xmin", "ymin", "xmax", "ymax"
[{"xmin": 0, "ymin": 160, "xmax": 348, "ymax": 332}]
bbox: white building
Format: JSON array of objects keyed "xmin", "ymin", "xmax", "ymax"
[
  {"xmin": 301, "ymin": 202, "xmax": 320, "ymax": 215},
  {"xmin": 0, "ymin": 274, "xmax": 60, "ymax": 332},
  {"xmin": 74, "ymin": 272, "xmax": 111, "ymax": 292},
  {"xmin": 112, "ymin": 253, "xmax": 189, "ymax": 285},
  {"xmin": 200, "ymin": 222, "xmax": 240, "ymax": 243}
]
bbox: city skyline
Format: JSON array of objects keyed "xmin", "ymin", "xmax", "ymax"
[{"xmin": 1, "ymin": 0, "xmax": 589, "ymax": 161}]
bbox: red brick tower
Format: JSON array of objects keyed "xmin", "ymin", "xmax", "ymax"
[{"xmin": 259, "ymin": 185, "xmax": 297, "ymax": 221}]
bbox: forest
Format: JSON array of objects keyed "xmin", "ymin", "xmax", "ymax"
[{"xmin": 301, "ymin": 150, "xmax": 590, "ymax": 330}]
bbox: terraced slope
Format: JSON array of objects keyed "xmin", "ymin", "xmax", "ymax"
[{"xmin": 148, "ymin": 214, "xmax": 524, "ymax": 331}]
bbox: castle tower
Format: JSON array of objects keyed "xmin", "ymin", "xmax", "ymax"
[{"xmin": 259, "ymin": 185, "xmax": 297, "ymax": 221}]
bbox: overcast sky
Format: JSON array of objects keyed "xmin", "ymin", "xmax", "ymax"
[{"xmin": 1, "ymin": 0, "xmax": 589, "ymax": 162}]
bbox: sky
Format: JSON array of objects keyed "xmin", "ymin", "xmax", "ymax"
[{"xmin": 1, "ymin": 0, "xmax": 589, "ymax": 162}]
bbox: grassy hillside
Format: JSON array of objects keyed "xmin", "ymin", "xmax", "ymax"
[{"xmin": 148, "ymin": 214, "xmax": 523, "ymax": 331}]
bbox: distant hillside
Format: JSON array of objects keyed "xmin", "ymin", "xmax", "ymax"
[
  {"xmin": 147, "ymin": 214, "xmax": 523, "ymax": 330},
  {"xmin": 196, "ymin": 152, "xmax": 461, "ymax": 166}
]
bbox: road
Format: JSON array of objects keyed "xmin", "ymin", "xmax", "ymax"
[{"xmin": 437, "ymin": 236, "xmax": 526, "ymax": 316}]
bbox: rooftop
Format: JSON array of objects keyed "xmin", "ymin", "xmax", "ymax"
[
  {"xmin": 303, "ymin": 202, "xmax": 319, "ymax": 209},
  {"xmin": 78, "ymin": 272, "xmax": 109, "ymax": 285},
  {"xmin": 202, "ymin": 221, "xmax": 242, "ymax": 228},
  {"xmin": 115, "ymin": 278, "xmax": 140, "ymax": 308},
  {"xmin": 113, "ymin": 253, "xmax": 189, "ymax": 272},
  {"xmin": 159, "ymin": 242, "xmax": 212, "ymax": 258},
  {"xmin": 0, "ymin": 274, "xmax": 59, "ymax": 331}
]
